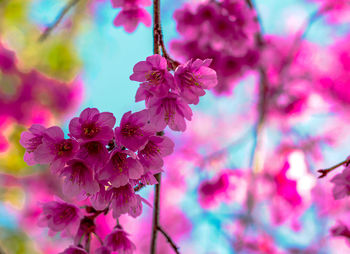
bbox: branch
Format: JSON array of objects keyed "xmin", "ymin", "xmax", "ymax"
[
  {"xmin": 157, "ymin": 226, "xmax": 180, "ymax": 254},
  {"xmin": 150, "ymin": 173, "xmax": 161, "ymax": 254},
  {"xmin": 38, "ymin": 0, "xmax": 80, "ymax": 42},
  {"xmin": 318, "ymin": 159, "xmax": 349, "ymax": 178},
  {"xmin": 150, "ymin": 0, "xmax": 162, "ymax": 253}
]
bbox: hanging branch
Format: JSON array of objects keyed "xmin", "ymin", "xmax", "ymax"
[
  {"xmin": 150, "ymin": 1, "xmax": 180, "ymax": 253},
  {"xmin": 38, "ymin": 0, "xmax": 80, "ymax": 42},
  {"xmin": 150, "ymin": 1, "xmax": 162, "ymax": 253},
  {"xmin": 157, "ymin": 226, "xmax": 180, "ymax": 254},
  {"xmin": 318, "ymin": 159, "xmax": 350, "ymax": 178}
]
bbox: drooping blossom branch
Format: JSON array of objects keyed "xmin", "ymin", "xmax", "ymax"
[
  {"xmin": 150, "ymin": 0, "xmax": 163, "ymax": 253},
  {"xmin": 38, "ymin": 0, "xmax": 81, "ymax": 42}
]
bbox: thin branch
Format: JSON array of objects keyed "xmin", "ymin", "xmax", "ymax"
[
  {"xmin": 157, "ymin": 226, "xmax": 180, "ymax": 254},
  {"xmin": 318, "ymin": 159, "xmax": 349, "ymax": 178},
  {"xmin": 38, "ymin": 0, "xmax": 80, "ymax": 42},
  {"xmin": 150, "ymin": 0, "xmax": 162, "ymax": 253},
  {"xmin": 150, "ymin": 173, "xmax": 161, "ymax": 254}
]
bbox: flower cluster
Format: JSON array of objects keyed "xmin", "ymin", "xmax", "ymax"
[
  {"xmin": 131, "ymin": 54, "xmax": 217, "ymax": 131},
  {"xmin": 20, "ymin": 54, "xmax": 217, "ymax": 252},
  {"xmin": 171, "ymin": 0, "xmax": 259, "ymax": 94},
  {"xmin": 0, "ymin": 42, "xmax": 81, "ymax": 153},
  {"xmin": 111, "ymin": 0, "xmax": 152, "ymax": 33}
]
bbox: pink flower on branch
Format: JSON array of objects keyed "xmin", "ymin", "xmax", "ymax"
[
  {"xmin": 331, "ymin": 167, "xmax": 350, "ymax": 200},
  {"xmin": 38, "ymin": 200, "xmax": 81, "ymax": 236},
  {"xmin": 111, "ymin": 0, "xmax": 151, "ymax": 8},
  {"xmin": 105, "ymin": 228, "xmax": 136, "ymax": 254},
  {"xmin": 138, "ymin": 135, "xmax": 174, "ymax": 171},
  {"xmin": 115, "ymin": 109, "xmax": 154, "ymax": 151},
  {"xmin": 130, "ymin": 54, "xmax": 176, "ymax": 96},
  {"xmin": 19, "ymin": 124, "xmax": 46, "ymax": 166},
  {"xmin": 60, "ymin": 159, "xmax": 100, "ymax": 197},
  {"xmin": 174, "ymin": 58, "xmax": 218, "ymax": 105},
  {"xmin": 59, "ymin": 246, "xmax": 88, "ymax": 254},
  {"xmin": 148, "ymin": 92, "xmax": 193, "ymax": 132},
  {"xmin": 33, "ymin": 126, "xmax": 79, "ymax": 173},
  {"xmin": 69, "ymin": 107, "xmax": 116, "ymax": 144},
  {"xmin": 76, "ymin": 141, "xmax": 109, "ymax": 171},
  {"xmin": 113, "ymin": 7, "xmax": 151, "ymax": 33},
  {"xmin": 95, "ymin": 246, "xmax": 111, "ymax": 254},
  {"xmin": 98, "ymin": 148, "xmax": 144, "ymax": 188}
]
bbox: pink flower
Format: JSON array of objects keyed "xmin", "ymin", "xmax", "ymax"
[
  {"xmin": 105, "ymin": 228, "xmax": 136, "ymax": 254},
  {"xmin": 114, "ymin": 110, "xmax": 155, "ymax": 151},
  {"xmin": 38, "ymin": 200, "xmax": 81, "ymax": 235},
  {"xmin": 174, "ymin": 58, "xmax": 217, "ymax": 104},
  {"xmin": 331, "ymin": 167, "xmax": 350, "ymax": 200},
  {"xmin": 138, "ymin": 171, "xmax": 158, "ymax": 185},
  {"xmin": 59, "ymin": 246, "xmax": 87, "ymax": 254},
  {"xmin": 19, "ymin": 124, "xmax": 46, "ymax": 165},
  {"xmin": 113, "ymin": 7, "xmax": 151, "ymax": 33},
  {"xmin": 148, "ymin": 92, "xmax": 192, "ymax": 132},
  {"xmin": 99, "ymin": 148, "xmax": 143, "ymax": 188},
  {"xmin": 90, "ymin": 184, "xmax": 114, "ymax": 211},
  {"xmin": 138, "ymin": 135, "xmax": 174, "ymax": 171},
  {"xmin": 110, "ymin": 184, "xmax": 143, "ymax": 218},
  {"xmin": 331, "ymin": 221, "xmax": 350, "ymax": 239},
  {"xmin": 199, "ymin": 173, "xmax": 230, "ymax": 208},
  {"xmin": 95, "ymin": 246, "xmax": 111, "ymax": 254},
  {"xmin": 111, "ymin": 0, "xmax": 151, "ymax": 8},
  {"xmin": 60, "ymin": 159, "xmax": 100, "ymax": 197},
  {"xmin": 76, "ymin": 141, "xmax": 109, "ymax": 171},
  {"xmin": 130, "ymin": 54, "xmax": 176, "ymax": 96},
  {"xmin": 135, "ymin": 84, "xmax": 154, "ymax": 106},
  {"xmin": 34, "ymin": 126, "xmax": 79, "ymax": 173},
  {"xmin": 69, "ymin": 108, "xmax": 116, "ymax": 144}
]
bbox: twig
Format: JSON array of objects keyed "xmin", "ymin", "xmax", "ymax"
[
  {"xmin": 38, "ymin": 0, "xmax": 80, "ymax": 42},
  {"xmin": 157, "ymin": 226, "xmax": 180, "ymax": 254},
  {"xmin": 150, "ymin": 0, "xmax": 162, "ymax": 253},
  {"xmin": 150, "ymin": 173, "xmax": 161, "ymax": 254},
  {"xmin": 318, "ymin": 159, "xmax": 349, "ymax": 178}
]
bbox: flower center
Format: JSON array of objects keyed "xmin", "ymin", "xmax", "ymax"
[
  {"xmin": 146, "ymin": 70, "xmax": 163, "ymax": 86},
  {"xmin": 82, "ymin": 123, "xmax": 100, "ymax": 138},
  {"xmin": 141, "ymin": 141, "xmax": 160, "ymax": 158},
  {"xmin": 121, "ymin": 124, "xmax": 140, "ymax": 137},
  {"xmin": 85, "ymin": 141, "xmax": 101, "ymax": 154},
  {"xmin": 56, "ymin": 140, "xmax": 73, "ymax": 156},
  {"xmin": 27, "ymin": 136, "xmax": 43, "ymax": 152},
  {"xmin": 58, "ymin": 205, "xmax": 76, "ymax": 221},
  {"xmin": 112, "ymin": 152, "xmax": 128, "ymax": 172},
  {"xmin": 182, "ymin": 72, "xmax": 201, "ymax": 87}
]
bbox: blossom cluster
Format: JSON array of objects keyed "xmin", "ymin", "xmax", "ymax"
[
  {"xmin": 0, "ymin": 42, "xmax": 81, "ymax": 152},
  {"xmin": 19, "ymin": 54, "xmax": 217, "ymax": 253},
  {"xmin": 171, "ymin": 0, "xmax": 259, "ymax": 94},
  {"xmin": 111, "ymin": 0, "xmax": 152, "ymax": 33}
]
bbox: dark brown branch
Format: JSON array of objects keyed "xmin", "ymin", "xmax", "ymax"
[
  {"xmin": 150, "ymin": 173, "xmax": 161, "ymax": 254},
  {"xmin": 38, "ymin": 0, "xmax": 80, "ymax": 42},
  {"xmin": 157, "ymin": 226, "xmax": 180, "ymax": 254},
  {"xmin": 150, "ymin": 0, "xmax": 162, "ymax": 253},
  {"xmin": 318, "ymin": 159, "xmax": 349, "ymax": 178}
]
